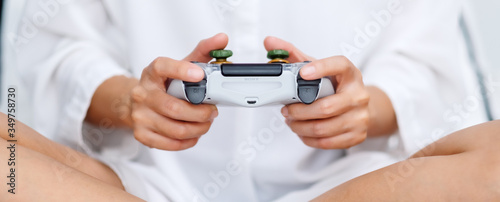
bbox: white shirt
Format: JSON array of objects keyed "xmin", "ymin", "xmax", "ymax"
[{"xmin": 13, "ymin": 0, "xmax": 487, "ymax": 201}]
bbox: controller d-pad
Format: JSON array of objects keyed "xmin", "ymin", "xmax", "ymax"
[
  {"xmin": 297, "ymin": 76, "xmax": 321, "ymax": 104},
  {"xmin": 184, "ymin": 79, "xmax": 207, "ymax": 105}
]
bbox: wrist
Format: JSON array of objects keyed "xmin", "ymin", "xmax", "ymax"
[
  {"xmin": 86, "ymin": 75, "xmax": 139, "ymax": 129},
  {"xmin": 366, "ymin": 86, "xmax": 398, "ymax": 137}
]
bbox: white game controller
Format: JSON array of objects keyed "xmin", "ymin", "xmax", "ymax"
[{"xmin": 166, "ymin": 50, "xmax": 335, "ymax": 107}]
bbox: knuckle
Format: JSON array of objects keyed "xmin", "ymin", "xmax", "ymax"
[
  {"xmin": 152, "ymin": 62, "xmax": 164, "ymax": 76},
  {"xmin": 318, "ymin": 100, "xmax": 335, "ymax": 116},
  {"xmin": 140, "ymin": 67, "xmax": 149, "ymax": 79},
  {"xmin": 338, "ymin": 55, "xmax": 349, "ymax": 62},
  {"xmin": 355, "ymin": 91, "xmax": 370, "ymax": 106},
  {"xmin": 151, "ymin": 57, "xmax": 165, "ymax": 67},
  {"xmin": 354, "ymin": 67, "xmax": 363, "ymax": 77},
  {"xmin": 337, "ymin": 55, "xmax": 351, "ymax": 69},
  {"xmin": 172, "ymin": 124, "xmax": 189, "ymax": 139},
  {"xmin": 312, "ymin": 122, "xmax": 328, "ymax": 137},
  {"xmin": 151, "ymin": 57, "xmax": 173, "ymax": 76},
  {"xmin": 198, "ymin": 38, "xmax": 208, "ymax": 47},
  {"xmin": 314, "ymin": 60, "xmax": 325, "ymax": 70},
  {"xmin": 130, "ymin": 111, "xmax": 145, "ymax": 123},
  {"xmin": 150, "ymin": 57, "xmax": 162, "ymax": 70},
  {"xmin": 164, "ymin": 99, "xmax": 182, "ymax": 116},
  {"xmin": 131, "ymin": 86, "xmax": 147, "ymax": 103},
  {"xmin": 358, "ymin": 111, "xmax": 370, "ymax": 125}
]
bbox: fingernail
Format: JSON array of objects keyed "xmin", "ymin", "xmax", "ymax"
[
  {"xmin": 281, "ymin": 107, "xmax": 289, "ymax": 117},
  {"xmin": 187, "ymin": 66, "xmax": 204, "ymax": 80},
  {"xmin": 301, "ymin": 66, "xmax": 316, "ymax": 78}
]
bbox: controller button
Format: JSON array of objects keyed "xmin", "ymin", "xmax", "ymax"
[
  {"xmin": 298, "ymin": 86, "xmax": 320, "ymax": 104},
  {"xmin": 297, "ymin": 79, "xmax": 321, "ymax": 85},
  {"xmin": 184, "ymin": 79, "xmax": 207, "ymax": 104},
  {"xmin": 297, "ymin": 76, "xmax": 321, "ymax": 104}
]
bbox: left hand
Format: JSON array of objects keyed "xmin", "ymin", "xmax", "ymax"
[{"xmin": 264, "ymin": 36, "xmax": 370, "ymax": 149}]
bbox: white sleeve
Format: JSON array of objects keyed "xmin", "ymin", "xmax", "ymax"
[
  {"xmin": 359, "ymin": 0, "xmax": 487, "ymax": 156},
  {"xmin": 16, "ymin": 0, "xmax": 130, "ymax": 150}
]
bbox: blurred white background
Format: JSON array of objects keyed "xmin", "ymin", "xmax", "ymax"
[
  {"xmin": 2, "ymin": 0, "xmax": 499, "ymax": 126},
  {"xmin": 468, "ymin": 0, "xmax": 500, "ymax": 75},
  {"xmin": 466, "ymin": 0, "xmax": 500, "ymax": 119}
]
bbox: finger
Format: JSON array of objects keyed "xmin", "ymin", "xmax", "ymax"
[
  {"xmin": 143, "ymin": 106, "xmax": 212, "ymax": 140},
  {"xmin": 299, "ymin": 56, "xmax": 360, "ymax": 83},
  {"xmin": 131, "ymin": 106, "xmax": 212, "ymax": 140},
  {"xmin": 300, "ymin": 131, "xmax": 367, "ymax": 150},
  {"xmin": 133, "ymin": 126, "xmax": 199, "ymax": 151},
  {"xmin": 131, "ymin": 85, "xmax": 218, "ymax": 123},
  {"xmin": 286, "ymin": 108, "xmax": 369, "ymax": 138},
  {"xmin": 153, "ymin": 118, "xmax": 212, "ymax": 140},
  {"xmin": 287, "ymin": 117, "xmax": 349, "ymax": 138},
  {"xmin": 145, "ymin": 57, "xmax": 205, "ymax": 85},
  {"xmin": 263, "ymin": 36, "xmax": 315, "ymax": 63},
  {"xmin": 283, "ymin": 89, "xmax": 369, "ymax": 121},
  {"xmin": 183, "ymin": 33, "xmax": 229, "ymax": 62}
]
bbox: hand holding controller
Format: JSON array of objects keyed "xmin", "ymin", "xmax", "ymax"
[{"xmin": 166, "ymin": 49, "xmax": 335, "ymax": 107}]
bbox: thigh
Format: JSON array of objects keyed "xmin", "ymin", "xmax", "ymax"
[
  {"xmin": 411, "ymin": 120, "xmax": 500, "ymax": 158},
  {"xmin": 314, "ymin": 151, "xmax": 500, "ymax": 201},
  {"xmin": 0, "ymin": 138, "xmax": 143, "ymax": 201},
  {"xmin": 0, "ymin": 113, "xmax": 123, "ymax": 189},
  {"xmin": 314, "ymin": 121, "xmax": 500, "ymax": 201}
]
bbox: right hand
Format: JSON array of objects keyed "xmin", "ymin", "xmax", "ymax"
[{"xmin": 130, "ymin": 33, "xmax": 228, "ymax": 150}]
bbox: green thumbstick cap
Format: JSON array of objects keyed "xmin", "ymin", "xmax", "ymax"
[
  {"xmin": 210, "ymin": 50, "xmax": 233, "ymax": 59},
  {"xmin": 267, "ymin": 49, "xmax": 289, "ymax": 60}
]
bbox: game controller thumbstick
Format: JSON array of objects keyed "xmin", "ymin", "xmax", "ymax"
[
  {"xmin": 267, "ymin": 49, "xmax": 290, "ymax": 63},
  {"xmin": 210, "ymin": 50, "xmax": 233, "ymax": 64}
]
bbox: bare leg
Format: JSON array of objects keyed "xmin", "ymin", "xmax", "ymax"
[
  {"xmin": 0, "ymin": 113, "xmax": 141, "ymax": 200},
  {"xmin": 0, "ymin": 113, "xmax": 123, "ymax": 189},
  {"xmin": 0, "ymin": 138, "xmax": 142, "ymax": 201},
  {"xmin": 314, "ymin": 120, "xmax": 500, "ymax": 201}
]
